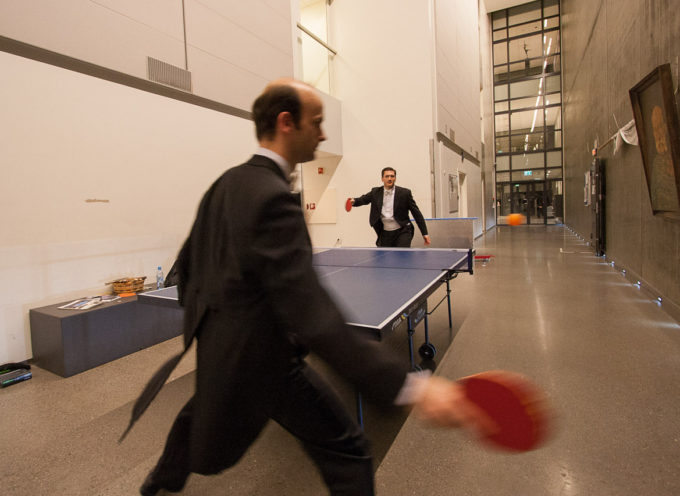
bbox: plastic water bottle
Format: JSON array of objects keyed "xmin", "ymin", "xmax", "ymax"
[{"xmin": 156, "ymin": 266, "xmax": 164, "ymax": 289}]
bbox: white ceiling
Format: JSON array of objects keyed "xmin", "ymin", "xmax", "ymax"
[{"xmin": 484, "ymin": 0, "xmax": 531, "ymax": 14}]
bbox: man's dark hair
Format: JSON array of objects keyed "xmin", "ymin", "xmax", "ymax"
[
  {"xmin": 252, "ymin": 84, "xmax": 302, "ymax": 141},
  {"xmin": 381, "ymin": 167, "xmax": 396, "ymax": 177}
]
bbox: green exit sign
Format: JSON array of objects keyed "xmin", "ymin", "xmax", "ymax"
[{"xmin": 523, "ymin": 170, "xmax": 533, "ymax": 176}]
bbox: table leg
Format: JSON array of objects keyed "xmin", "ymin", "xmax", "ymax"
[
  {"xmin": 407, "ymin": 316, "xmax": 416, "ymax": 370},
  {"xmin": 355, "ymin": 392, "xmax": 364, "ymax": 427},
  {"xmin": 446, "ymin": 278, "xmax": 452, "ymax": 328},
  {"xmin": 418, "ymin": 316, "xmax": 437, "ymax": 360}
]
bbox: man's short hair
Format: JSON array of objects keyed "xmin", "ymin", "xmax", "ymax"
[
  {"xmin": 252, "ymin": 84, "xmax": 302, "ymax": 141},
  {"xmin": 381, "ymin": 167, "xmax": 396, "ymax": 177}
]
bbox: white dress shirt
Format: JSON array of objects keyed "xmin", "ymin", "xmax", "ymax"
[{"xmin": 381, "ymin": 187, "xmax": 401, "ymax": 231}]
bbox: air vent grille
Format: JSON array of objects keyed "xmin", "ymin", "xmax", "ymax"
[{"xmin": 147, "ymin": 57, "xmax": 192, "ymax": 92}]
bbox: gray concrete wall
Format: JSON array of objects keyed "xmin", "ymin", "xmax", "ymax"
[{"xmin": 562, "ymin": 0, "xmax": 680, "ymax": 319}]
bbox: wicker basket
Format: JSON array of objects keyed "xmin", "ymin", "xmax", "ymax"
[{"xmin": 108, "ymin": 276, "xmax": 147, "ymax": 294}]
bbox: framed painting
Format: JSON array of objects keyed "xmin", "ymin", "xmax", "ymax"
[{"xmin": 629, "ymin": 64, "xmax": 680, "ymax": 215}]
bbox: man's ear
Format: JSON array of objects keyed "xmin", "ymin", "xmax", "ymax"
[{"xmin": 277, "ymin": 111, "xmax": 294, "ymax": 134}]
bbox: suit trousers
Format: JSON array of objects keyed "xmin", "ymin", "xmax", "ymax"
[
  {"xmin": 147, "ymin": 359, "xmax": 374, "ymax": 495},
  {"xmin": 377, "ymin": 224, "xmax": 414, "ymax": 247}
]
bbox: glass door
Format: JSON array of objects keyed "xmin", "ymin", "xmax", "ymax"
[{"xmin": 497, "ymin": 180, "xmax": 562, "ymax": 225}]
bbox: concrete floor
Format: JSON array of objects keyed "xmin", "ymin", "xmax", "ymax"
[{"xmin": 3, "ymin": 225, "xmax": 680, "ymax": 495}]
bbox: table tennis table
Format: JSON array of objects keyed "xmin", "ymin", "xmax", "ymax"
[
  {"xmin": 139, "ymin": 247, "xmax": 472, "ymax": 425},
  {"xmin": 140, "ymin": 247, "xmax": 473, "ymax": 368},
  {"xmin": 311, "ymin": 247, "xmax": 472, "ymax": 364}
]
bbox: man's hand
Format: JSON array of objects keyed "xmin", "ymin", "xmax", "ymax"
[
  {"xmin": 412, "ymin": 376, "xmax": 497, "ymax": 436},
  {"xmin": 423, "ymin": 235, "xmax": 431, "ymax": 246}
]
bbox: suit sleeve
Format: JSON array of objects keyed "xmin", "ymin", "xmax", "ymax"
[
  {"xmin": 352, "ymin": 189, "xmax": 374, "ymax": 207},
  {"xmin": 407, "ymin": 190, "xmax": 429, "ymax": 236},
  {"xmin": 250, "ymin": 188, "xmax": 408, "ymax": 405}
]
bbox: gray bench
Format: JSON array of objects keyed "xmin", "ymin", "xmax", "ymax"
[{"xmin": 29, "ymin": 295, "xmax": 183, "ymax": 377}]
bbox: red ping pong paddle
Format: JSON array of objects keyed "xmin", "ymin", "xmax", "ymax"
[
  {"xmin": 345, "ymin": 197, "xmax": 353, "ymax": 212},
  {"xmin": 459, "ymin": 370, "xmax": 551, "ymax": 452}
]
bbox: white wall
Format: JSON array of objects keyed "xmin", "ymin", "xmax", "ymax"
[
  {"xmin": 435, "ymin": 0, "xmax": 481, "ymax": 159},
  {"xmin": 0, "ymin": 0, "xmax": 294, "ymax": 111},
  {"xmin": 304, "ymin": 0, "xmax": 488, "ymax": 244},
  {"xmin": 0, "ymin": 0, "xmax": 298, "ymax": 363},
  {"xmin": 299, "ymin": 0, "xmax": 330, "ymax": 92},
  {"xmin": 184, "ymin": 0, "xmax": 294, "ymax": 109},
  {"xmin": 439, "ymin": 146, "xmax": 484, "ymax": 235},
  {"xmin": 0, "ymin": 51, "xmax": 257, "ymax": 363},
  {"xmin": 431, "ymin": 0, "xmax": 485, "ymax": 230},
  {"xmin": 307, "ymin": 0, "xmax": 436, "ymax": 248},
  {"xmin": 480, "ymin": 0, "xmax": 497, "ymax": 231},
  {"xmin": 1, "ymin": 0, "xmax": 492, "ymax": 362},
  {"xmin": 0, "ymin": 0, "xmax": 186, "ymax": 75}
]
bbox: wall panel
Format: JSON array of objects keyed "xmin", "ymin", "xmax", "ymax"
[
  {"xmin": 562, "ymin": 0, "xmax": 680, "ymax": 319},
  {"xmin": 0, "ymin": 51, "xmax": 256, "ymax": 362}
]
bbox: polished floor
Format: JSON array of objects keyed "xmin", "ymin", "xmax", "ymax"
[{"xmin": 3, "ymin": 225, "xmax": 680, "ymax": 495}]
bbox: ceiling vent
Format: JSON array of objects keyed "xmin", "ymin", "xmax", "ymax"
[{"xmin": 147, "ymin": 57, "xmax": 192, "ymax": 92}]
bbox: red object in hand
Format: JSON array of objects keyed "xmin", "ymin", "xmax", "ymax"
[
  {"xmin": 345, "ymin": 198, "xmax": 353, "ymax": 212},
  {"xmin": 459, "ymin": 370, "xmax": 552, "ymax": 452}
]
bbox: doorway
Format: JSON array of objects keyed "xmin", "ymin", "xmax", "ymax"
[
  {"xmin": 458, "ymin": 172, "xmax": 468, "ymax": 217},
  {"xmin": 496, "ymin": 179, "xmax": 562, "ymax": 225}
]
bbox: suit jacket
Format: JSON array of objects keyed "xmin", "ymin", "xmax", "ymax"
[
  {"xmin": 353, "ymin": 185, "xmax": 429, "ymax": 237},
  {"xmin": 130, "ymin": 155, "xmax": 409, "ymax": 475}
]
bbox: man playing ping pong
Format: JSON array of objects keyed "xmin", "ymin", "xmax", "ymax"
[
  {"xmin": 123, "ymin": 78, "xmax": 547, "ymax": 496},
  {"xmin": 347, "ymin": 167, "xmax": 431, "ymax": 247}
]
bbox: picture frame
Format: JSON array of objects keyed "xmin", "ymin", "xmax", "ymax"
[{"xmin": 629, "ymin": 63, "xmax": 680, "ymax": 215}]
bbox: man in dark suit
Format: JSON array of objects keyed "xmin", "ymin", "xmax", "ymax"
[
  {"xmin": 131, "ymin": 79, "xmax": 491, "ymax": 496},
  {"xmin": 350, "ymin": 168, "xmax": 431, "ymax": 247}
]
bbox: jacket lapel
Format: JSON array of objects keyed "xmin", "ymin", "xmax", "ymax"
[{"xmin": 393, "ymin": 186, "xmax": 403, "ymax": 210}]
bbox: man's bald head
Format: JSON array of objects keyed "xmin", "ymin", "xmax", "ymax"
[
  {"xmin": 252, "ymin": 79, "xmax": 315, "ymax": 141},
  {"xmin": 252, "ymin": 78, "xmax": 325, "ymax": 165}
]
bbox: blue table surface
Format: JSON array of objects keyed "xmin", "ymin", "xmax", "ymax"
[
  {"xmin": 315, "ymin": 266, "xmax": 444, "ymax": 329},
  {"xmin": 141, "ymin": 248, "xmax": 468, "ymax": 329},
  {"xmin": 312, "ymin": 247, "xmax": 468, "ymax": 271}
]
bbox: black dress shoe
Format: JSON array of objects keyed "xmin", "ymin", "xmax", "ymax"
[
  {"xmin": 139, "ymin": 473, "xmax": 183, "ymax": 495},
  {"xmin": 139, "ymin": 474, "xmax": 163, "ymax": 496}
]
